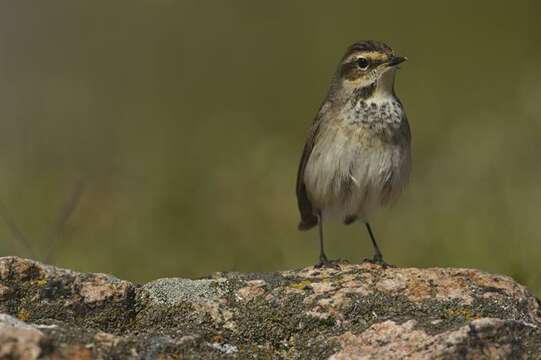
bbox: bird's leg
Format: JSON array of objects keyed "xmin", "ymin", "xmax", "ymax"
[
  {"xmin": 363, "ymin": 222, "xmax": 394, "ymax": 268},
  {"xmin": 315, "ymin": 212, "xmax": 339, "ymax": 268},
  {"xmin": 366, "ymin": 222, "xmax": 383, "ymax": 262}
]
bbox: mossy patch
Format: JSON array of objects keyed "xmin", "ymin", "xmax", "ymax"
[
  {"xmin": 231, "ymin": 292, "xmax": 340, "ymax": 358},
  {"xmin": 16, "ymin": 307, "xmax": 30, "ymax": 321},
  {"xmin": 445, "ymin": 306, "xmax": 477, "ymax": 322},
  {"xmin": 1, "ymin": 272, "xmax": 137, "ymax": 334},
  {"xmin": 288, "ymin": 279, "xmax": 313, "ymax": 290}
]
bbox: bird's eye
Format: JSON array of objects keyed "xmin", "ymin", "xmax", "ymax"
[{"xmin": 355, "ymin": 57, "xmax": 370, "ymax": 70}]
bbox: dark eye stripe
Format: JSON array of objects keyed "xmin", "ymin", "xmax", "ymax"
[
  {"xmin": 350, "ymin": 57, "xmax": 386, "ymax": 68},
  {"xmin": 340, "ymin": 55, "xmax": 389, "ymax": 80}
]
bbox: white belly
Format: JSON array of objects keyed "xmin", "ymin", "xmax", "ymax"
[{"xmin": 303, "ymin": 124, "xmax": 410, "ymax": 222}]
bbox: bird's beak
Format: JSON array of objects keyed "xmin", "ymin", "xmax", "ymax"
[{"xmin": 387, "ymin": 55, "xmax": 407, "ymax": 67}]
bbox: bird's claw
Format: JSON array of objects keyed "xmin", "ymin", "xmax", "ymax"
[
  {"xmin": 362, "ymin": 255, "xmax": 395, "ymax": 269},
  {"xmin": 315, "ymin": 256, "xmax": 341, "ymax": 269}
]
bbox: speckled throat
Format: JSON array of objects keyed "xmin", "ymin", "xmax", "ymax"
[{"xmin": 346, "ymin": 89, "xmax": 405, "ymax": 143}]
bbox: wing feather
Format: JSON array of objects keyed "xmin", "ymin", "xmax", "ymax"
[{"xmin": 296, "ymin": 119, "xmax": 322, "ymax": 230}]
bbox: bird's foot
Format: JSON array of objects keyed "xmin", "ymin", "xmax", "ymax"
[
  {"xmin": 362, "ymin": 254, "xmax": 395, "ymax": 269},
  {"xmin": 315, "ymin": 255, "xmax": 341, "ymax": 269}
]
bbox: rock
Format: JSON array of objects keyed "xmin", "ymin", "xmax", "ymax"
[
  {"xmin": 0, "ymin": 314, "xmax": 53, "ymax": 359},
  {"xmin": 0, "ymin": 256, "xmax": 539, "ymax": 359},
  {"xmin": 330, "ymin": 318, "xmax": 538, "ymax": 359}
]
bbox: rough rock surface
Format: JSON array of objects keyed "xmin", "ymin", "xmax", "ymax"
[{"xmin": 0, "ymin": 256, "xmax": 539, "ymax": 359}]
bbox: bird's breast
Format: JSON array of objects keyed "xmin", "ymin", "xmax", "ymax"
[
  {"xmin": 303, "ymin": 97, "xmax": 410, "ymax": 220},
  {"xmin": 345, "ymin": 97, "xmax": 406, "ymax": 143}
]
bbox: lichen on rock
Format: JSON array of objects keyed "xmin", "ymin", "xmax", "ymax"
[{"xmin": 0, "ymin": 256, "xmax": 539, "ymax": 359}]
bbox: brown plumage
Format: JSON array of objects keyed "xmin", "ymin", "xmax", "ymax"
[
  {"xmin": 295, "ymin": 40, "xmax": 411, "ymax": 267},
  {"xmin": 296, "ymin": 116, "xmax": 322, "ymax": 230}
]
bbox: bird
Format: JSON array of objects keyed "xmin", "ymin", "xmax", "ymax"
[{"xmin": 295, "ymin": 40, "xmax": 411, "ymax": 268}]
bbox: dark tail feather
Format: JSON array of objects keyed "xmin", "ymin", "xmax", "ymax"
[{"xmin": 298, "ymin": 215, "xmax": 318, "ymax": 231}]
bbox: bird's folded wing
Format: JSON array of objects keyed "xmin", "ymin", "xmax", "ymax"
[{"xmin": 296, "ymin": 121, "xmax": 321, "ymax": 230}]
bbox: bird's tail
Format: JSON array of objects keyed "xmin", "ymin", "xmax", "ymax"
[{"xmin": 298, "ymin": 215, "xmax": 318, "ymax": 231}]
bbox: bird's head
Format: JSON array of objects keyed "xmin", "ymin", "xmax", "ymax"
[{"xmin": 333, "ymin": 41, "xmax": 406, "ymax": 99}]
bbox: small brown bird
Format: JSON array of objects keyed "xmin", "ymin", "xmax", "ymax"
[{"xmin": 296, "ymin": 40, "xmax": 411, "ymax": 267}]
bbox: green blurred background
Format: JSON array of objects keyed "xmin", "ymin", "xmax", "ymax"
[{"xmin": 0, "ymin": 1, "xmax": 540, "ymax": 295}]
